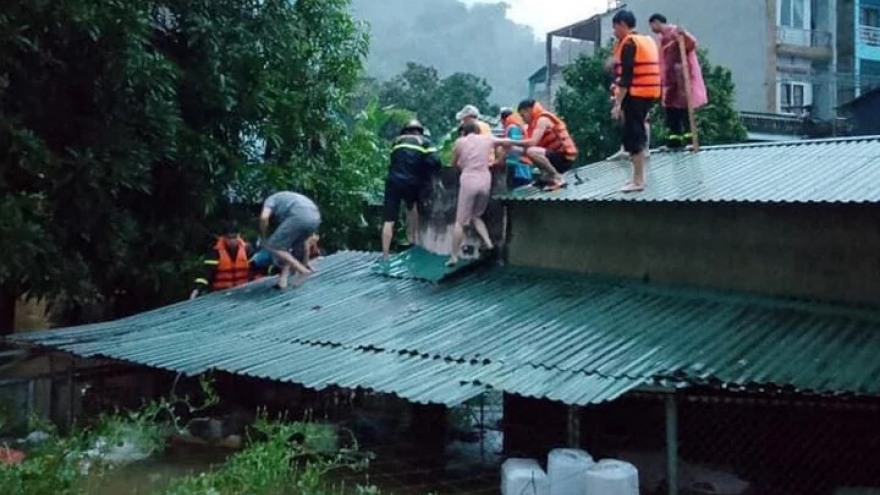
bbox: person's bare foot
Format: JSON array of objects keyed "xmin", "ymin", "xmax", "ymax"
[
  {"xmin": 275, "ymin": 275, "xmax": 289, "ymax": 290},
  {"xmin": 607, "ymin": 149, "xmax": 628, "ymax": 161},
  {"xmin": 445, "ymin": 257, "xmax": 459, "ymax": 267},
  {"xmin": 621, "ymin": 181, "xmax": 646, "ymax": 193},
  {"xmin": 291, "ymin": 273, "xmax": 308, "ymax": 288}
]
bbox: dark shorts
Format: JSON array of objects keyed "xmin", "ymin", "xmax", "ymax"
[
  {"xmin": 621, "ymin": 96, "xmax": 656, "ymax": 154},
  {"xmin": 383, "ymin": 180, "xmax": 421, "ymax": 223},
  {"xmin": 546, "ymin": 151, "xmax": 575, "ymax": 174}
]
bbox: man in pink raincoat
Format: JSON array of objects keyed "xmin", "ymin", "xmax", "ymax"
[{"xmin": 649, "ymin": 13, "xmax": 708, "ymax": 150}]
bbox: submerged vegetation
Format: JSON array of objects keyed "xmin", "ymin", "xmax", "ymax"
[{"xmin": 0, "ymin": 378, "xmax": 414, "ymax": 495}]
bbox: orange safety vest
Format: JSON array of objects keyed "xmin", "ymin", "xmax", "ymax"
[
  {"xmin": 212, "ymin": 237, "xmax": 251, "ymax": 290},
  {"xmin": 613, "ymin": 34, "xmax": 661, "ymax": 99},
  {"xmin": 526, "ymin": 103, "xmax": 578, "ymax": 161}
]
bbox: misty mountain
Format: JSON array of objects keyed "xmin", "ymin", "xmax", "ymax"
[{"xmin": 350, "ymin": 0, "xmax": 545, "ymax": 106}]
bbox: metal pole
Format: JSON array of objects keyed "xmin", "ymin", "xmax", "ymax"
[
  {"xmin": 567, "ymin": 405, "xmax": 581, "ymax": 447},
  {"xmin": 479, "ymin": 393, "xmax": 486, "ymax": 458},
  {"xmin": 665, "ymin": 393, "xmax": 679, "ymax": 495}
]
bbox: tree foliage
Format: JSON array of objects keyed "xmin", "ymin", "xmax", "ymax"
[
  {"xmin": 555, "ymin": 47, "xmax": 748, "ymax": 164},
  {"xmin": 0, "ymin": 0, "xmax": 370, "ymax": 328},
  {"xmin": 376, "ymin": 62, "xmax": 498, "ymax": 139}
]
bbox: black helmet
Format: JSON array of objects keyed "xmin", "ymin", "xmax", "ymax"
[{"xmin": 400, "ymin": 119, "xmax": 425, "ymax": 135}]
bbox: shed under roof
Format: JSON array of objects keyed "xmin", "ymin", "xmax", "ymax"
[
  {"xmin": 9, "ymin": 250, "xmax": 880, "ymax": 405},
  {"xmin": 500, "ymin": 137, "xmax": 880, "ymax": 204}
]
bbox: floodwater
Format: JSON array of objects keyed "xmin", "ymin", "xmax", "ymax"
[{"xmin": 90, "ymin": 407, "xmax": 504, "ymax": 495}]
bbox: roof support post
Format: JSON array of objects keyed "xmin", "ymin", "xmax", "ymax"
[
  {"xmin": 66, "ymin": 355, "xmax": 76, "ymax": 431},
  {"xmin": 546, "ymin": 33, "xmax": 554, "ymax": 105},
  {"xmin": 567, "ymin": 405, "xmax": 581, "ymax": 447},
  {"xmin": 665, "ymin": 392, "xmax": 679, "ymax": 495}
]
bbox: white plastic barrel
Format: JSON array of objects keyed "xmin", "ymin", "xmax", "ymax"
[
  {"xmin": 585, "ymin": 459, "xmax": 639, "ymax": 495},
  {"xmin": 548, "ymin": 448, "xmax": 594, "ymax": 495},
  {"xmin": 501, "ymin": 458, "xmax": 550, "ymax": 495}
]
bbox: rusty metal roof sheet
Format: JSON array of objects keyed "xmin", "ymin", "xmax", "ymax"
[
  {"xmin": 10, "ymin": 251, "xmax": 880, "ymax": 405},
  {"xmin": 500, "ymin": 136, "xmax": 880, "ymax": 204}
]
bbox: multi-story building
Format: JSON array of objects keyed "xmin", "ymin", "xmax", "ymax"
[
  {"xmin": 837, "ymin": 0, "xmax": 880, "ymax": 104},
  {"xmin": 532, "ymin": 0, "xmax": 841, "ymax": 140}
]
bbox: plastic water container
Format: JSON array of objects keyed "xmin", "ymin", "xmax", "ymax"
[
  {"xmin": 548, "ymin": 448, "xmax": 594, "ymax": 495},
  {"xmin": 585, "ymin": 459, "xmax": 639, "ymax": 495},
  {"xmin": 501, "ymin": 458, "xmax": 550, "ymax": 495}
]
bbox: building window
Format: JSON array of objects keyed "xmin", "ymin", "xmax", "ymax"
[
  {"xmin": 862, "ymin": 7, "xmax": 880, "ymax": 28},
  {"xmin": 779, "ymin": 0, "xmax": 808, "ymax": 29},
  {"xmin": 778, "ymin": 81, "xmax": 812, "ymax": 115}
]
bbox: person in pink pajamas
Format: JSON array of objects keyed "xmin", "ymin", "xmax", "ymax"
[{"xmin": 446, "ymin": 122, "xmax": 517, "ymax": 266}]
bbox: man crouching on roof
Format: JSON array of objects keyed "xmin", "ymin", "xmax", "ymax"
[{"xmin": 259, "ymin": 191, "xmax": 321, "ymax": 289}]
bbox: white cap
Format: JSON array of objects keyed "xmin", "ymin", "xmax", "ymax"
[{"xmin": 456, "ymin": 104, "xmax": 481, "ymax": 121}]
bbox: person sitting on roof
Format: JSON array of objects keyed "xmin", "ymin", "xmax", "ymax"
[
  {"xmin": 497, "ymin": 107, "xmax": 534, "ymax": 189},
  {"xmin": 190, "ymin": 222, "xmax": 257, "ymax": 299},
  {"xmin": 515, "ymin": 99, "xmax": 578, "ymax": 192},
  {"xmin": 259, "ymin": 191, "xmax": 322, "ymax": 289},
  {"xmin": 382, "ymin": 119, "xmax": 441, "ymax": 261}
]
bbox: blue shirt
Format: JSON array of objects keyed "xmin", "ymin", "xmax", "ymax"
[{"xmin": 505, "ymin": 125, "xmax": 533, "ymax": 184}]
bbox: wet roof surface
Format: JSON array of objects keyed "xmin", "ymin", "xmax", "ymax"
[
  {"xmin": 10, "ymin": 251, "xmax": 880, "ymax": 405},
  {"xmin": 500, "ymin": 136, "xmax": 880, "ymax": 204},
  {"xmin": 371, "ymin": 246, "xmax": 483, "ymax": 282}
]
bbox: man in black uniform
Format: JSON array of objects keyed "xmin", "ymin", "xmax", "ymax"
[{"xmin": 381, "ymin": 120, "xmax": 441, "ymax": 260}]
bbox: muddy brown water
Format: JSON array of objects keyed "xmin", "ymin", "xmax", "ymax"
[{"xmin": 89, "ymin": 435, "xmax": 502, "ymax": 495}]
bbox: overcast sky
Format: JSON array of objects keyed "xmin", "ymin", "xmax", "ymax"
[{"xmin": 460, "ymin": 0, "xmax": 609, "ymax": 38}]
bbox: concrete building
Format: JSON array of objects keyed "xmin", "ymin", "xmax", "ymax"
[
  {"xmin": 838, "ymin": 0, "xmax": 880, "ymax": 104},
  {"xmin": 532, "ymin": 0, "xmax": 841, "ymax": 140}
]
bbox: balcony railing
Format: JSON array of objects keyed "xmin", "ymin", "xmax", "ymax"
[
  {"xmin": 739, "ymin": 111, "xmax": 803, "ymax": 136},
  {"xmin": 859, "ymin": 25, "xmax": 880, "ymax": 48},
  {"xmin": 776, "ymin": 27, "xmax": 833, "ymax": 48}
]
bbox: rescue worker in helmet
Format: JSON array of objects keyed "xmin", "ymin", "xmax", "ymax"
[
  {"xmin": 191, "ymin": 222, "xmax": 256, "ymax": 299},
  {"xmin": 381, "ymin": 119, "xmax": 441, "ymax": 261}
]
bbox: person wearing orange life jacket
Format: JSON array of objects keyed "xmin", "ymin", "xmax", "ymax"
[
  {"xmin": 610, "ymin": 9, "xmax": 661, "ymax": 193},
  {"xmin": 497, "ymin": 108, "xmax": 534, "ymax": 188},
  {"xmin": 191, "ymin": 223, "xmax": 256, "ymax": 299},
  {"xmin": 514, "ymin": 99, "xmax": 578, "ymax": 192}
]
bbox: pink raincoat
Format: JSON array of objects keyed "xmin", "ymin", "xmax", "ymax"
[{"xmin": 658, "ymin": 25, "xmax": 707, "ymax": 110}]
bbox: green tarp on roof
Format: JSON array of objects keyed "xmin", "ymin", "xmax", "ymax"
[{"xmin": 10, "ymin": 251, "xmax": 880, "ymax": 405}]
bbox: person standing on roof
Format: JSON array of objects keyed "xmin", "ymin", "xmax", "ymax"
[
  {"xmin": 497, "ymin": 108, "xmax": 534, "ymax": 188},
  {"xmin": 259, "ymin": 191, "xmax": 321, "ymax": 289},
  {"xmin": 456, "ymin": 105, "xmax": 496, "ymax": 164},
  {"xmin": 515, "ymin": 99, "xmax": 578, "ymax": 192},
  {"xmin": 382, "ymin": 119, "xmax": 441, "ymax": 261},
  {"xmin": 649, "ymin": 13, "xmax": 707, "ymax": 151},
  {"xmin": 447, "ymin": 122, "xmax": 521, "ymax": 266},
  {"xmin": 190, "ymin": 222, "xmax": 256, "ymax": 299},
  {"xmin": 611, "ymin": 9, "xmax": 661, "ymax": 193}
]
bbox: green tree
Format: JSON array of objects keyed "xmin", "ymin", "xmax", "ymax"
[
  {"xmin": 377, "ymin": 62, "xmax": 497, "ymax": 139},
  {"xmin": 555, "ymin": 47, "xmax": 748, "ymax": 164},
  {"xmin": 0, "ymin": 0, "xmax": 369, "ymax": 331}
]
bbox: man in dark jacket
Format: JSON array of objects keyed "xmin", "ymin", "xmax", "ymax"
[{"xmin": 381, "ymin": 119, "xmax": 441, "ymax": 260}]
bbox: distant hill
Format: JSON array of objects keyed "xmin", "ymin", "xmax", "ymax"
[{"xmin": 350, "ymin": 0, "xmax": 545, "ymax": 106}]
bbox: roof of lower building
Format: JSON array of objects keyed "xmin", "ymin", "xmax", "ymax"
[
  {"xmin": 9, "ymin": 251, "xmax": 880, "ymax": 406},
  {"xmin": 500, "ymin": 136, "xmax": 880, "ymax": 204}
]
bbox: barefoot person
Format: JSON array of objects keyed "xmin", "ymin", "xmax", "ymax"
[
  {"xmin": 446, "ymin": 122, "xmax": 517, "ymax": 266},
  {"xmin": 611, "ymin": 9, "xmax": 661, "ymax": 192},
  {"xmin": 258, "ymin": 191, "xmax": 321, "ymax": 289},
  {"xmin": 516, "ymin": 99, "xmax": 578, "ymax": 191}
]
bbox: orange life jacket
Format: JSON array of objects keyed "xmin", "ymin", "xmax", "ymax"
[
  {"xmin": 526, "ymin": 102, "xmax": 578, "ymax": 161},
  {"xmin": 613, "ymin": 34, "xmax": 662, "ymax": 99},
  {"xmin": 212, "ymin": 237, "xmax": 251, "ymax": 290}
]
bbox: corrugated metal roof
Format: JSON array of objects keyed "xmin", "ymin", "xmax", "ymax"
[
  {"xmin": 500, "ymin": 136, "xmax": 880, "ymax": 204},
  {"xmin": 371, "ymin": 246, "xmax": 483, "ymax": 282},
  {"xmin": 10, "ymin": 251, "xmax": 880, "ymax": 406}
]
